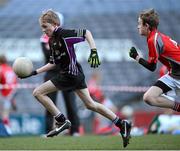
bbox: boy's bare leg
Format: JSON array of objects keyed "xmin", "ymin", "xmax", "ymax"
[
  {"xmin": 33, "ymin": 80, "xmax": 71, "ymax": 137},
  {"xmin": 143, "ymin": 86, "xmax": 175, "ymax": 108},
  {"xmin": 75, "ymin": 88, "xmax": 116, "ymax": 120},
  {"xmin": 76, "ymin": 88, "xmax": 132, "ymax": 147},
  {"xmin": 33, "ymin": 80, "xmax": 59, "ymax": 116}
]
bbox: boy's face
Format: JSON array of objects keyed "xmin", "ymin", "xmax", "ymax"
[
  {"xmin": 40, "ymin": 22, "xmax": 55, "ymax": 37},
  {"xmin": 137, "ymin": 17, "xmax": 149, "ymax": 36}
]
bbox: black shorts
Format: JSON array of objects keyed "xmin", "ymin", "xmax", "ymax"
[
  {"xmin": 50, "ymin": 72, "xmax": 87, "ymax": 91},
  {"xmin": 153, "ymin": 80, "xmax": 172, "ymax": 93}
]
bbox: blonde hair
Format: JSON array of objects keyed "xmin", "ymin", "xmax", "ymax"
[
  {"xmin": 139, "ymin": 8, "xmax": 159, "ymax": 31},
  {"xmin": 39, "ymin": 9, "xmax": 60, "ymax": 26}
]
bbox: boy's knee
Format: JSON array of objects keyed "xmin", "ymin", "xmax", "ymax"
[
  {"xmin": 85, "ymin": 102, "xmax": 96, "ymax": 110},
  {"xmin": 33, "ymin": 88, "xmax": 41, "ymax": 97},
  {"xmin": 143, "ymin": 93, "xmax": 154, "ymax": 106}
]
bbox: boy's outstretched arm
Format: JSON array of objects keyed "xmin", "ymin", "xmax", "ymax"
[
  {"xmin": 85, "ymin": 30, "xmax": 101, "ymax": 68},
  {"xmin": 129, "ymin": 47, "xmax": 156, "ymax": 72},
  {"xmin": 18, "ymin": 70, "xmax": 37, "ymax": 79},
  {"xmin": 20, "ymin": 63, "xmax": 56, "ymax": 79}
]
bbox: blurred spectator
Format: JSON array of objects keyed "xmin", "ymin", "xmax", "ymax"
[
  {"xmin": 88, "ymin": 71, "xmax": 119, "ymax": 135},
  {"xmin": 0, "ymin": 54, "xmax": 17, "ymax": 134},
  {"xmin": 40, "ymin": 12, "xmax": 80, "ymax": 136},
  {"xmin": 88, "ymin": 71, "xmax": 103, "ymax": 101},
  {"xmin": 121, "ymin": 105, "xmax": 134, "ymax": 122}
]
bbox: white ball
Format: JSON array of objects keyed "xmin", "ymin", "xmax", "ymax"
[{"xmin": 13, "ymin": 57, "xmax": 33, "ymax": 78}]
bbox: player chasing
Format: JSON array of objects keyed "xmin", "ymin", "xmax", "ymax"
[
  {"xmin": 129, "ymin": 8, "xmax": 180, "ymax": 112},
  {"xmin": 19, "ymin": 10, "xmax": 131, "ymax": 147}
]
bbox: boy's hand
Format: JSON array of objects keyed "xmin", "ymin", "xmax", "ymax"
[
  {"xmin": 19, "ymin": 70, "xmax": 37, "ymax": 79},
  {"xmin": 88, "ymin": 48, "xmax": 101, "ymax": 68},
  {"xmin": 129, "ymin": 47, "xmax": 139, "ymax": 59}
]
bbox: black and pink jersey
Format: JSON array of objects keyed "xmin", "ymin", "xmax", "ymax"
[
  {"xmin": 147, "ymin": 29, "xmax": 180, "ymax": 78},
  {"xmin": 49, "ymin": 27, "xmax": 86, "ymax": 75}
]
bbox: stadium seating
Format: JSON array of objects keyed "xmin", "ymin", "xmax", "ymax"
[{"xmin": 0, "ymin": 0, "xmax": 179, "ymax": 39}]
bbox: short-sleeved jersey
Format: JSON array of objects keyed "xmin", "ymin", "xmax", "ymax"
[
  {"xmin": 49, "ymin": 27, "xmax": 86, "ymax": 75},
  {"xmin": 147, "ymin": 29, "xmax": 180, "ymax": 78},
  {"xmin": 0, "ymin": 64, "xmax": 17, "ymax": 96}
]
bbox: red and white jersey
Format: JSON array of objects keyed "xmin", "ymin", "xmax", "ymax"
[
  {"xmin": 0, "ymin": 64, "xmax": 17, "ymax": 96},
  {"xmin": 147, "ymin": 29, "xmax": 180, "ymax": 78}
]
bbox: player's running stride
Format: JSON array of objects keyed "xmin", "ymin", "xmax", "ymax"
[
  {"xmin": 129, "ymin": 8, "xmax": 180, "ymax": 112},
  {"xmin": 20, "ymin": 9, "xmax": 132, "ymax": 148}
]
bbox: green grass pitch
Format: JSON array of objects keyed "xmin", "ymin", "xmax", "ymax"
[{"xmin": 0, "ymin": 134, "xmax": 180, "ymax": 150}]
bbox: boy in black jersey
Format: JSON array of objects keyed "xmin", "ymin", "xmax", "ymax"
[
  {"xmin": 40, "ymin": 12, "xmax": 80, "ymax": 136},
  {"xmin": 22, "ymin": 9, "xmax": 131, "ymax": 147}
]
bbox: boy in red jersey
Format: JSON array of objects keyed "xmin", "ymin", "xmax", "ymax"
[
  {"xmin": 129, "ymin": 8, "xmax": 180, "ymax": 112},
  {"xmin": 0, "ymin": 55, "xmax": 17, "ymax": 126}
]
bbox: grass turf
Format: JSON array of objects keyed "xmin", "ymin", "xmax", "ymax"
[{"xmin": 0, "ymin": 134, "xmax": 179, "ymax": 150}]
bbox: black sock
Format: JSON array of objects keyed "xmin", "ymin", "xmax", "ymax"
[
  {"xmin": 55, "ymin": 113, "xmax": 66, "ymax": 123},
  {"xmin": 112, "ymin": 117, "xmax": 122, "ymax": 128},
  {"xmin": 173, "ymin": 101, "xmax": 180, "ymax": 112}
]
